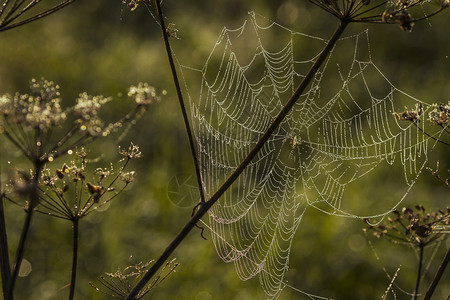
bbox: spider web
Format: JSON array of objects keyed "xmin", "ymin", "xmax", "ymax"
[{"xmin": 179, "ymin": 12, "xmax": 445, "ymax": 299}]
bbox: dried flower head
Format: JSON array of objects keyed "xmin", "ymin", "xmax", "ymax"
[
  {"xmin": 119, "ymin": 143, "xmax": 143, "ymax": 160},
  {"xmin": 166, "ymin": 23, "xmax": 179, "ymax": 39},
  {"xmin": 308, "ymin": 0, "xmax": 448, "ymax": 30},
  {"xmin": 428, "ymin": 102, "xmax": 450, "ymax": 126},
  {"xmin": 364, "ymin": 205, "xmax": 449, "ymax": 247},
  {"xmin": 128, "ymin": 82, "xmax": 161, "ymax": 107},
  {"xmin": 90, "ymin": 259, "xmax": 179, "ymax": 299},
  {"xmin": 1, "ymin": 145, "xmax": 141, "ymax": 220},
  {"xmin": 74, "ymin": 93, "xmax": 111, "ymax": 120},
  {"xmin": 122, "ymin": 0, "xmax": 148, "ymax": 11},
  {"xmin": 0, "ymin": 78, "xmax": 66, "ymax": 130},
  {"xmin": 0, "ymin": 78, "xmax": 152, "ymax": 162},
  {"xmin": 394, "ymin": 103, "xmax": 422, "ymax": 122}
]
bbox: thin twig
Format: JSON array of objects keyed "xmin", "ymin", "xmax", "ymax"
[
  {"xmin": 150, "ymin": 0, "xmax": 205, "ymax": 204},
  {"xmin": 125, "ymin": 20, "xmax": 349, "ymax": 300},
  {"xmin": 411, "ymin": 121, "xmax": 450, "ymax": 147}
]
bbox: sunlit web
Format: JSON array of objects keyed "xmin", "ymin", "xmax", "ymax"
[{"xmin": 178, "ymin": 12, "xmax": 445, "ymax": 299}]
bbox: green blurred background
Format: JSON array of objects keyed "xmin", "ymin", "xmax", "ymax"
[{"xmin": 0, "ymin": 1, "xmax": 449, "ymax": 299}]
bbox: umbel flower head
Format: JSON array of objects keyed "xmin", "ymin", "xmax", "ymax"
[
  {"xmin": 0, "ymin": 78, "xmax": 66, "ymax": 130},
  {"xmin": 364, "ymin": 205, "xmax": 449, "ymax": 247},
  {"xmin": 0, "ymin": 78, "xmax": 160, "ymax": 163},
  {"xmin": 128, "ymin": 82, "xmax": 161, "ymax": 107},
  {"xmin": 2, "ymin": 144, "xmax": 141, "ymax": 220},
  {"xmin": 309, "ymin": 0, "xmax": 449, "ymax": 31},
  {"xmin": 90, "ymin": 259, "xmax": 179, "ymax": 299}
]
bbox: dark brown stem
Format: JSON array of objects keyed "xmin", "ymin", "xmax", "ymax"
[
  {"xmin": 411, "ymin": 121, "xmax": 450, "ymax": 147},
  {"xmin": 68, "ymin": 218, "xmax": 79, "ymax": 300},
  {"xmin": 125, "ymin": 20, "xmax": 349, "ymax": 300},
  {"xmin": 6, "ymin": 209, "xmax": 32, "ymax": 300},
  {"xmin": 0, "ymin": 182, "xmax": 12, "ymax": 299},
  {"xmin": 424, "ymin": 247, "xmax": 450, "ymax": 300},
  {"xmin": 413, "ymin": 243, "xmax": 424, "ymax": 300},
  {"xmin": 152, "ymin": 0, "xmax": 205, "ymax": 203},
  {"xmin": 6, "ymin": 160, "xmax": 42, "ymax": 300}
]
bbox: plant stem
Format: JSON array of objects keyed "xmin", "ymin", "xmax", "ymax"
[
  {"xmin": 6, "ymin": 161, "xmax": 42, "ymax": 300},
  {"xmin": 6, "ymin": 209, "xmax": 33, "ymax": 300},
  {"xmin": 424, "ymin": 246, "xmax": 450, "ymax": 300},
  {"xmin": 152, "ymin": 0, "xmax": 205, "ymax": 203},
  {"xmin": 0, "ymin": 193, "xmax": 12, "ymax": 299},
  {"xmin": 125, "ymin": 20, "xmax": 349, "ymax": 300},
  {"xmin": 68, "ymin": 218, "xmax": 79, "ymax": 300},
  {"xmin": 413, "ymin": 244, "xmax": 424, "ymax": 300}
]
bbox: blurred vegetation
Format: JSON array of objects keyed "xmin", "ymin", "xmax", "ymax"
[{"xmin": 0, "ymin": 0, "xmax": 449, "ymax": 299}]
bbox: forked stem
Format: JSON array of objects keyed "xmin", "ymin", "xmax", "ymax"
[{"xmin": 125, "ymin": 20, "xmax": 349, "ymax": 300}]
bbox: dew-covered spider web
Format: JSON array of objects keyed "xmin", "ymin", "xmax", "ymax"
[{"xmin": 178, "ymin": 12, "xmax": 446, "ymax": 299}]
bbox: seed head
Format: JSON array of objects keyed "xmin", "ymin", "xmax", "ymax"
[{"xmin": 128, "ymin": 83, "xmax": 161, "ymax": 107}]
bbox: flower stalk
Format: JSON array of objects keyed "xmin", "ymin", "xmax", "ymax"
[{"xmin": 69, "ymin": 217, "xmax": 79, "ymax": 300}]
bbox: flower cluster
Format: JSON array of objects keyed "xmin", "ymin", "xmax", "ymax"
[
  {"xmin": 0, "ymin": 78, "xmax": 159, "ymax": 162},
  {"xmin": 308, "ymin": 0, "xmax": 448, "ymax": 30},
  {"xmin": 122, "ymin": 0, "xmax": 148, "ymax": 11},
  {"xmin": 1, "ymin": 145, "xmax": 141, "ymax": 220},
  {"xmin": 90, "ymin": 259, "xmax": 178, "ymax": 299},
  {"xmin": 394, "ymin": 103, "xmax": 422, "ymax": 122},
  {"xmin": 74, "ymin": 92, "xmax": 111, "ymax": 136},
  {"xmin": 364, "ymin": 205, "xmax": 449, "ymax": 247},
  {"xmin": 119, "ymin": 142, "xmax": 143, "ymax": 160},
  {"xmin": 0, "ymin": 78, "xmax": 66, "ymax": 130},
  {"xmin": 128, "ymin": 82, "xmax": 161, "ymax": 107},
  {"xmin": 394, "ymin": 102, "xmax": 450, "ymax": 128},
  {"xmin": 428, "ymin": 102, "xmax": 450, "ymax": 126}
]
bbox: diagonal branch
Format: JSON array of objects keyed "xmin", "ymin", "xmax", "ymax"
[
  {"xmin": 125, "ymin": 19, "xmax": 349, "ymax": 300},
  {"xmin": 424, "ymin": 246, "xmax": 450, "ymax": 300}
]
